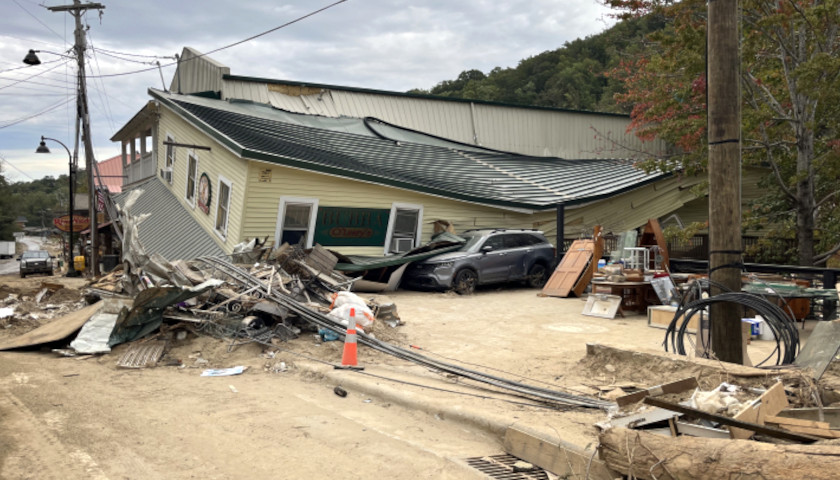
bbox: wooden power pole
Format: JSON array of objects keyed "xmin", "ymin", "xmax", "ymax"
[
  {"xmin": 707, "ymin": 0, "xmax": 743, "ymax": 363},
  {"xmin": 48, "ymin": 1, "xmax": 106, "ymax": 277}
]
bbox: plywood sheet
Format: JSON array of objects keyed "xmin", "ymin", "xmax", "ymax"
[
  {"xmin": 730, "ymin": 381, "xmax": 789, "ymax": 439},
  {"xmin": 542, "ymin": 239, "xmax": 593, "ymax": 298},
  {"xmin": 0, "ymin": 303, "xmax": 102, "ymax": 350}
]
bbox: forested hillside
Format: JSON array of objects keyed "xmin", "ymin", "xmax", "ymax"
[{"xmin": 409, "ymin": 15, "xmax": 665, "ymax": 113}]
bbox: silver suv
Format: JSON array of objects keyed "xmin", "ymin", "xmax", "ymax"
[
  {"xmin": 403, "ymin": 229, "xmax": 555, "ymax": 294},
  {"xmin": 18, "ymin": 250, "xmax": 54, "ymax": 278}
]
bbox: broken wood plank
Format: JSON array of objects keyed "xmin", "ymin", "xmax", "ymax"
[
  {"xmin": 730, "ymin": 381, "xmax": 789, "ymax": 439},
  {"xmin": 765, "ymin": 415, "xmax": 831, "ymax": 430},
  {"xmin": 642, "ymin": 396, "xmax": 817, "ymax": 443},
  {"xmin": 616, "ymin": 377, "xmax": 698, "ymax": 407},
  {"xmin": 503, "ymin": 426, "xmax": 617, "ymax": 479},
  {"xmin": 776, "ymin": 407, "xmax": 840, "ymax": 428},
  {"xmin": 771, "ymin": 424, "xmax": 840, "ymax": 439},
  {"xmin": 599, "ymin": 427, "xmax": 840, "ymax": 480}
]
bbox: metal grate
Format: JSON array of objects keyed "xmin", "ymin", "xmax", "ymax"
[
  {"xmin": 116, "ymin": 340, "xmax": 166, "ymax": 368},
  {"xmin": 463, "ymin": 454, "xmax": 549, "ymax": 480}
]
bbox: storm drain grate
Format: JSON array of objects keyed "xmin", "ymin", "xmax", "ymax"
[{"xmin": 464, "ymin": 454, "xmax": 549, "ymax": 480}]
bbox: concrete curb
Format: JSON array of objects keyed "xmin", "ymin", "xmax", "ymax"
[{"xmin": 295, "ymin": 361, "xmax": 615, "ymax": 479}]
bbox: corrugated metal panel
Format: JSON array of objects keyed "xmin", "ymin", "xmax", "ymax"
[
  {"xmin": 224, "ymin": 79, "xmax": 664, "ymax": 160},
  {"xmin": 170, "ymin": 47, "xmax": 230, "ymax": 96},
  {"xmin": 114, "ymin": 177, "xmax": 226, "ymax": 260}
]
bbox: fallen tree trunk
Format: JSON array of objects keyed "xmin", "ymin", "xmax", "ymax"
[{"xmin": 599, "ymin": 427, "xmax": 840, "ymax": 480}]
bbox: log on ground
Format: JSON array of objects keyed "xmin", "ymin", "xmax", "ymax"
[{"xmin": 599, "ymin": 427, "xmax": 840, "ymax": 480}]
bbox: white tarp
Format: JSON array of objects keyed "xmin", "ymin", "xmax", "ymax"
[{"xmin": 69, "ymin": 311, "xmax": 119, "ymax": 354}]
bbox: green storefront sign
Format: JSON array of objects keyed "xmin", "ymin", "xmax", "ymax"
[{"xmin": 313, "ymin": 207, "xmax": 390, "ymax": 247}]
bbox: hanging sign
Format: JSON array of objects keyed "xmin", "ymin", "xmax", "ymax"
[
  {"xmin": 313, "ymin": 207, "xmax": 390, "ymax": 247},
  {"xmin": 197, "ymin": 173, "xmax": 212, "ymax": 214},
  {"xmin": 53, "ymin": 215, "xmax": 90, "ymax": 232}
]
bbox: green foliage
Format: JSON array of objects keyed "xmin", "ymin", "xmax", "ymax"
[
  {"xmin": 606, "ymin": 0, "xmax": 840, "ymax": 265},
  {"xmin": 6, "ymin": 173, "xmax": 75, "ymax": 232},
  {"xmin": 412, "ymin": 15, "xmax": 666, "ymax": 113},
  {"xmin": 0, "ymin": 168, "xmax": 17, "ymax": 240}
]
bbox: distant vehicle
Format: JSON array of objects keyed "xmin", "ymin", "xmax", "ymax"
[
  {"xmin": 0, "ymin": 241, "xmax": 14, "ymax": 259},
  {"xmin": 18, "ymin": 250, "xmax": 54, "ymax": 278},
  {"xmin": 402, "ymin": 229, "xmax": 555, "ymax": 295}
]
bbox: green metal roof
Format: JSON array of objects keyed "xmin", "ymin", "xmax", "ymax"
[{"xmin": 151, "ymin": 90, "xmax": 668, "ymax": 211}]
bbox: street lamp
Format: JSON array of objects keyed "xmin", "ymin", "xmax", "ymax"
[{"xmin": 37, "ymin": 136, "xmax": 78, "ymax": 277}]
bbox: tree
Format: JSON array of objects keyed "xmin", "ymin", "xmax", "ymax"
[
  {"xmin": 0, "ymin": 166, "xmax": 16, "ymax": 239},
  {"xmin": 605, "ymin": 0, "xmax": 840, "ymax": 266}
]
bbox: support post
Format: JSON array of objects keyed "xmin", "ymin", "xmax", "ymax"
[
  {"xmin": 707, "ymin": 0, "xmax": 743, "ymax": 363},
  {"xmin": 48, "ymin": 0, "xmax": 106, "ymax": 277},
  {"xmin": 555, "ymin": 203, "xmax": 565, "ymax": 262}
]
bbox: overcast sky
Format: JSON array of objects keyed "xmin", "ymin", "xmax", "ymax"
[{"xmin": 0, "ymin": 0, "xmax": 616, "ymax": 182}]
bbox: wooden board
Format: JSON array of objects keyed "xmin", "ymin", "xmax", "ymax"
[
  {"xmin": 616, "ymin": 377, "xmax": 698, "ymax": 407},
  {"xmin": 503, "ymin": 426, "xmax": 617, "ymax": 479},
  {"xmin": 729, "ymin": 381, "xmax": 789, "ymax": 439},
  {"xmin": 765, "ymin": 415, "xmax": 831, "ymax": 430},
  {"xmin": 542, "ymin": 239, "xmax": 594, "ymax": 298},
  {"xmin": 647, "ymin": 305, "xmax": 700, "ymax": 332},
  {"xmin": 571, "ymin": 226, "xmax": 604, "ymax": 297},
  {"xmin": 776, "ymin": 407, "xmax": 840, "ymax": 428},
  {"xmin": 643, "ymin": 396, "xmax": 815, "ymax": 443},
  {"xmin": 0, "ymin": 302, "xmax": 102, "ymax": 350}
]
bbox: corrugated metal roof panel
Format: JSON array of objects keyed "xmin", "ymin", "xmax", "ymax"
[{"xmin": 114, "ymin": 177, "xmax": 226, "ymax": 260}]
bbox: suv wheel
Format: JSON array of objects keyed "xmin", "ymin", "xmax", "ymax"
[
  {"xmin": 526, "ymin": 263, "xmax": 549, "ymax": 288},
  {"xmin": 453, "ymin": 269, "xmax": 478, "ymax": 295},
  {"xmin": 20, "ymin": 272, "xmax": 25, "ymax": 278}
]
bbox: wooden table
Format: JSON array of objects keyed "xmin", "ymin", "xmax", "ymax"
[{"xmin": 591, "ymin": 280, "xmax": 660, "ymax": 315}]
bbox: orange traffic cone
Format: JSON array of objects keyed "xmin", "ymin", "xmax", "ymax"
[{"xmin": 336, "ymin": 308, "xmax": 364, "ymax": 370}]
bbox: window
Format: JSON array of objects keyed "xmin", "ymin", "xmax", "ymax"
[
  {"xmin": 275, "ymin": 197, "xmax": 318, "ymax": 248},
  {"xmin": 185, "ymin": 153, "xmax": 198, "ymax": 205},
  {"xmin": 164, "ymin": 134, "xmax": 175, "ymax": 184},
  {"xmin": 214, "ymin": 176, "xmax": 232, "ymax": 239},
  {"xmin": 385, "ymin": 203, "xmax": 423, "ymax": 254}
]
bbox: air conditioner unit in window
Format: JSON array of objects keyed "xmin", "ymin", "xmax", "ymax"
[
  {"xmin": 160, "ymin": 167, "xmax": 172, "ymax": 183},
  {"xmin": 390, "ymin": 237, "xmax": 414, "ymax": 253}
]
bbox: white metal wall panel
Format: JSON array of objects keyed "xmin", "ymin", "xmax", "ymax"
[
  {"xmin": 219, "ymin": 77, "xmax": 665, "ymax": 160},
  {"xmin": 171, "ymin": 47, "xmax": 230, "ymax": 95}
]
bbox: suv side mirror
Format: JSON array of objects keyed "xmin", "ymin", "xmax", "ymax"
[{"xmin": 481, "ymin": 245, "xmax": 494, "ymax": 254}]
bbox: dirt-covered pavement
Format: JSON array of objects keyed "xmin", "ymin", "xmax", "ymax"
[{"xmin": 0, "ymin": 274, "xmax": 821, "ymax": 479}]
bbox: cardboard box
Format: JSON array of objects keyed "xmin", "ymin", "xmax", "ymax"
[{"xmin": 648, "ymin": 305, "xmax": 700, "ymax": 332}]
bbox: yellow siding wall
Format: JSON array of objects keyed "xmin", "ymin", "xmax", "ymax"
[
  {"xmin": 241, "ymin": 161, "xmax": 705, "ymax": 255},
  {"xmin": 157, "ymin": 110, "xmax": 248, "ymax": 252}
]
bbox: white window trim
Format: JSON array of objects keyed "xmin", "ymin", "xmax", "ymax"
[
  {"xmin": 274, "ymin": 196, "xmax": 319, "ymax": 248},
  {"xmin": 184, "ymin": 151, "xmax": 198, "ymax": 208},
  {"xmin": 383, "ymin": 202, "xmax": 424, "ymax": 255},
  {"xmin": 164, "ymin": 133, "xmax": 175, "ymax": 184},
  {"xmin": 214, "ymin": 174, "xmax": 232, "ymax": 241}
]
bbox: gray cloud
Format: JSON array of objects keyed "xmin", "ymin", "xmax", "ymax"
[{"xmin": 0, "ymin": 0, "xmax": 614, "ymax": 181}]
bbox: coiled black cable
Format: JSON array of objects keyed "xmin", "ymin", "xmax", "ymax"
[{"xmin": 663, "ymin": 278, "xmax": 800, "ymax": 366}]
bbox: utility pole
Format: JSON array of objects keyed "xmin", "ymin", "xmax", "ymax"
[
  {"xmin": 707, "ymin": 0, "xmax": 743, "ymax": 363},
  {"xmin": 48, "ymin": 1, "xmax": 105, "ymax": 277}
]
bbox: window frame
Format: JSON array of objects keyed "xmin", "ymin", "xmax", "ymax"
[
  {"xmin": 164, "ymin": 133, "xmax": 175, "ymax": 184},
  {"xmin": 185, "ymin": 151, "xmax": 198, "ymax": 207},
  {"xmin": 274, "ymin": 196, "xmax": 319, "ymax": 249},
  {"xmin": 383, "ymin": 202, "xmax": 423, "ymax": 254},
  {"xmin": 214, "ymin": 175, "xmax": 232, "ymax": 240}
]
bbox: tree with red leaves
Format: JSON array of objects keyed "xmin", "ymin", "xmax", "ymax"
[{"xmin": 605, "ymin": 0, "xmax": 840, "ymax": 266}]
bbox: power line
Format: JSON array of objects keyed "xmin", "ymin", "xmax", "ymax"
[
  {"xmin": 0, "ymin": 97, "xmax": 74, "ymax": 129},
  {"xmin": 88, "ymin": 0, "xmax": 349, "ymax": 79},
  {"xmin": 12, "ymin": 0, "xmax": 66, "ymax": 42},
  {"xmin": 0, "ymin": 151, "xmax": 35, "ymax": 181},
  {"xmin": 0, "ymin": 59, "xmax": 74, "ymax": 92}
]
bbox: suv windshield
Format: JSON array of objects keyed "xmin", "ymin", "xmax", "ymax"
[
  {"xmin": 21, "ymin": 251, "xmax": 49, "ymax": 259},
  {"xmin": 457, "ymin": 234, "xmax": 485, "ymax": 252}
]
